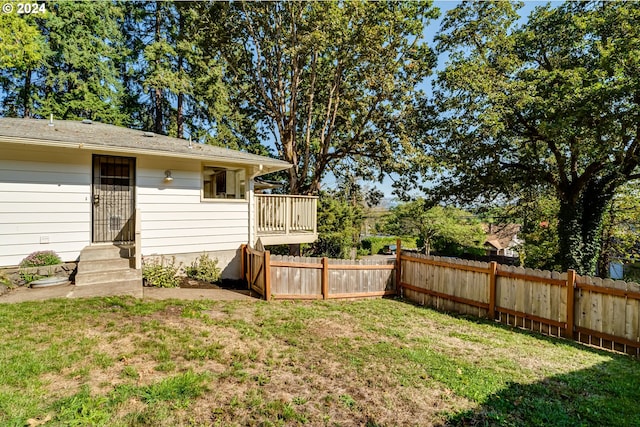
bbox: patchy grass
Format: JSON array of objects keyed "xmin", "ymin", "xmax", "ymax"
[{"xmin": 0, "ymin": 297, "xmax": 638, "ymax": 426}]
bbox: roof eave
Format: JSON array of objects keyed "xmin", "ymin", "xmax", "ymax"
[{"xmin": 0, "ymin": 136, "xmax": 292, "ymax": 175}]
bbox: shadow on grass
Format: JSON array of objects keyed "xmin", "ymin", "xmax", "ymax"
[
  {"xmin": 425, "ymin": 318, "xmax": 640, "ymax": 426},
  {"xmin": 442, "ymin": 355, "xmax": 640, "ymax": 426},
  {"xmin": 390, "ymin": 298, "xmax": 640, "ymax": 426}
]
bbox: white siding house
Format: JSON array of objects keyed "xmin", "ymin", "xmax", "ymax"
[{"xmin": 0, "ymin": 118, "xmax": 317, "ymax": 279}]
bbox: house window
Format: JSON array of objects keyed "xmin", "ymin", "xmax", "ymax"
[{"xmin": 203, "ymin": 165, "xmax": 246, "ymax": 199}]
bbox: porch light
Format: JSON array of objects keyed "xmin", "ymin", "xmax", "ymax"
[{"xmin": 164, "ymin": 170, "xmax": 174, "ymax": 183}]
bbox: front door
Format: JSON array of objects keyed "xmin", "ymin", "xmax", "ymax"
[{"xmin": 92, "ymin": 155, "xmax": 136, "ymax": 243}]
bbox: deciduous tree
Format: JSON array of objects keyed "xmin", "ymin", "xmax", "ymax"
[
  {"xmin": 207, "ymin": 1, "xmax": 438, "ymax": 194},
  {"xmin": 429, "ymin": 1, "xmax": 640, "ymax": 274},
  {"xmin": 382, "ymin": 201, "xmax": 485, "ymax": 256}
]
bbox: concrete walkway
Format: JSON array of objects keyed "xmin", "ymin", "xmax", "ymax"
[{"xmin": 0, "ymin": 282, "xmax": 256, "ymax": 304}]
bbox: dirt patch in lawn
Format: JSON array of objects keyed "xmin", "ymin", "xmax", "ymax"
[
  {"xmin": 18, "ymin": 298, "xmax": 627, "ymax": 426},
  {"xmin": 178, "ymin": 277, "xmax": 221, "ymax": 289}
]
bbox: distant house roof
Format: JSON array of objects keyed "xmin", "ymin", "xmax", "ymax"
[
  {"xmin": 485, "ymin": 239, "xmax": 504, "ymax": 250},
  {"xmin": 0, "ymin": 118, "xmax": 291, "ymax": 176},
  {"xmin": 482, "ymin": 223, "xmax": 522, "ymax": 250}
]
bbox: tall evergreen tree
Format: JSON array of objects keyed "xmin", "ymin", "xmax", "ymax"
[{"xmin": 37, "ymin": 0, "xmax": 127, "ymax": 123}]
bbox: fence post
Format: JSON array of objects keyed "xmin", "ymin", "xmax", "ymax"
[
  {"xmin": 322, "ymin": 257, "xmax": 329, "ymax": 299},
  {"xmin": 565, "ymin": 269, "xmax": 576, "ymax": 339},
  {"xmin": 396, "ymin": 239, "xmax": 402, "ymax": 297},
  {"xmin": 240, "ymin": 244, "xmax": 246, "ymax": 286},
  {"xmin": 488, "ymin": 261, "xmax": 498, "ymax": 320},
  {"xmin": 264, "ymin": 250, "xmax": 271, "ymax": 301}
]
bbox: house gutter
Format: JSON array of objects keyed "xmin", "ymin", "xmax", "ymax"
[{"xmin": 0, "ymin": 136, "xmax": 292, "ymax": 176}]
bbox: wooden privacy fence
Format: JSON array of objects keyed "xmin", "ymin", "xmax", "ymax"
[
  {"xmin": 398, "ymin": 247, "xmax": 640, "ymax": 356},
  {"xmin": 240, "ymin": 245, "xmax": 395, "ymax": 301},
  {"xmin": 241, "ymin": 242, "xmax": 640, "ymax": 356}
]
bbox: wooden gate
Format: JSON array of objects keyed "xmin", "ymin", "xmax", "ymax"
[{"xmin": 242, "ymin": 245, "xmax": 271, "ymax": 300}]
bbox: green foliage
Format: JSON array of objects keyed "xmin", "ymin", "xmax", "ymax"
[
  {"xmin": 36, "ymin": 0, "xmax": 128, "ymax": 123},
  {"xmin": 0, "ymin": 4, "xmax": 46, "ymax": 70},
  {"xmin": 599, "ymin": 182, "xmax": 640, "ymax": 275},
  {"xmin": 19, "ymin": 250, "xmax": 62, "ymax": 268},
  {"xmin": 430, "ymin": 2, "xmax": 640, "ymax": 274},
  {"xmin": 482, "ymin": 194, "xmax": 562, "ymax": 271},
  {"xmin": 381, "ymin": 201, "xmax": 485, "ymax": 256},
  {"xmin": 211, "ymin": 1, "xmax": 439, "ymax": 194},
  {"xmin": 0, "ymin": 270, "xmax": 11, "ymax": 287},
  {"xmin": 625, "ymin": 263, "xmax": 640, "ymax": 282},
  {"xmin": 360, "ymin": 236, "xmax": 418, "ymax": 256},
  {"xmin": 18, "ymin": 251, "xmax": 62, "ymax": 283},
  {"xmin": 304, "ymin": 190, "xmax": 363, "ymax": 258},
  {"xmin": 19, "ymin": 271, "xmax": 43, "ymax": 284},
  {"xmin": 184, "ymin": 253, "xmax": 221, "ymax": 283},
  {"xmin": 142, "ymin": 257, "xmax": 180, "ymax": 288}
]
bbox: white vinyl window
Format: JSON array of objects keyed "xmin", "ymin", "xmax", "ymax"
[{"xmin": 203, "ymin": 165, "xmax": 246, "ymax": 199}]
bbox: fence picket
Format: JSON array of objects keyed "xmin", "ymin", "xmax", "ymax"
[{"xmin": 242, "ymin": 245, "xmax": 640, "ymax": 355}]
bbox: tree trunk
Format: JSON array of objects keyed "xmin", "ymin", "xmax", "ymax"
[
  {"xmin": 558, "ymin": 187, "xmax": 613, "ymax": 275},
  {"xmin": 597, "ymin": 202, "xmax": 616, "ymax": 278},
  {"xmin": 153, "ymin": 1, "xmax": 163, "ymax": 134},
  {"xmin": 288, "ymin": 244, "xmax": 301, "ymax": 256},
  {"xmin": 22, "ymin": 69, "xmax": 32, "ymax": 118},
  {"xmin": 177, "ymin": 92, "xmax": 184, "ymax": 139},
  {"xmin": 176, "ymin": 10, "xmax": 185, "ymax": 139}
]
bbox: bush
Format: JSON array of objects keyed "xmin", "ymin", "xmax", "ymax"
[
  {"xmin": 142, "ymin": 257, "xmax": 180, "ymax": 288},
  {"xmin": 185, "ymin": 253, "xmax": 221, "ymax": 283},
  {"xmin": 360, "ymin": 237, "xmax": 418, "ymax": 255},
  {"xmin": 19, "ymin": 250, "xmax": 62, "ymax": 268},
  {"xmin": 0, "ymin": 270, "xmax": 12, "ymax": 288},
  {"xmin": 306, "ymin": 233, "xmax": 352, "ymax": 259}
]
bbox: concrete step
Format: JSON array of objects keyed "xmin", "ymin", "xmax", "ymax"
[
  {"xmin": 77, "ymin": 257, "xmax": 131, "ymax": 274},
  {"xmin": 71, "ymin": 279, "xmax": 143, "ymax": 298},
  {"xmin": 79, "ymin": 245, "xmax": 122, "ymax": 261},
  {"xmin": 75, "ymin": 269, "xmax": 141, "ymax": 286}
]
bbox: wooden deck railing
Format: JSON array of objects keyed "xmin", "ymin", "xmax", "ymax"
[{"xmin": 255, "ymin": 194, "xmax": 318, "ymax": 236}]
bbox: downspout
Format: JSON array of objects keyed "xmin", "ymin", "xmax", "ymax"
[{"xmin": 248, "ymin": 164, "xmax": 263, "ymax": 247}]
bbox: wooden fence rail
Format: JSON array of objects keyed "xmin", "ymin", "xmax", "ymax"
[
  {"xmin": 397, "ymin": 242, "xmax": 640, "ymax": 356},
  {"xmin": 241, "ymin": 242, "xmax": 640, "ymax": 356},
  {"xmin": 241, "ymin": 245, "xmax": 395, "ymax": 301}
]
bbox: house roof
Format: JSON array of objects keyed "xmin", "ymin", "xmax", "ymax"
[
  {"xmin": 485, "ymin": 239, "xmax": 504, "ymax": 250},
  {"xmin": 0, "ymin": 118, "xmax": 292, "ymax": 176},
  {"xmin": 482, "ymin": 223, "xmax": 522, "ymax": 250}
]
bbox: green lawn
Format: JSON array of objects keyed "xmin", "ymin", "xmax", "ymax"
[{"xmin": 0, "ymin": 297, "xmax": 638, "ymax": 426}]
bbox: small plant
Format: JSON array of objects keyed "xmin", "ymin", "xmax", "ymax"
[
  {"xmin": 19, "ymin": 250, "xmax": 62, "ymax": 268},
  {"xmin": 121, "ymin": 365, "xmax": 139, "ymax": 379},
  {"xmin": 0, "ymin": 270, "xmax": 13, "ymax": 288},
  {"xmin": 20, "ymin": 271, "xmax": 44, "ymax": 284},
  {"xmin": 142, "ymin": 257, "xmax": 180, "ymax": 288},
  {"xmin": 185, "ymin": 253, "xmax": 221, "ymax": 283},
  {"xmin": 18, "ymin": 250, "xmax": 62, "ymax": 284},
  {"xmin": 339, "ymin": 394, "xmax": 357, "ymax": 410}
]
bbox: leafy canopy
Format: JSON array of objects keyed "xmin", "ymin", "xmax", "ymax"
[
  {"xmin": 428, "ymin": 1, "xmax": 640, "ymax": 274},
  {"xmin": 210, "ymin": 0, "xmax": 438, "ymax": 194},
  {"xmin": 382, "ymin": 201, "xmax": 485, "ymax": 256}
]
